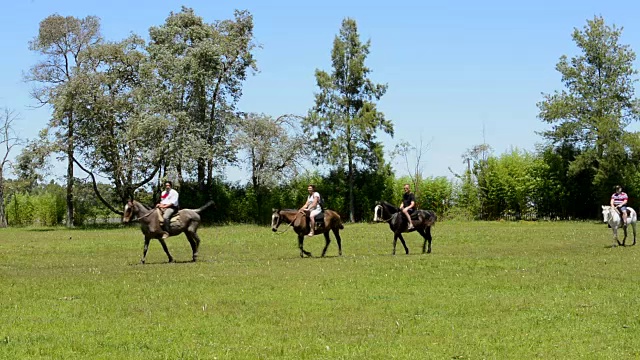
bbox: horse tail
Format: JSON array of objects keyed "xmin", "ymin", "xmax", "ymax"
[
  {"xmin": 423, "ymin": 210, "xmax": 437, "ymax": 226},
  {"xmin": 194, "ymin": 201, "xmax": 215, "ymax": 213}
]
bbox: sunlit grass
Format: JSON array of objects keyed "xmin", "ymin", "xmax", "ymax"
[{"xmin": 1, "ymin": 221, "xmax": 639, "ymax": 359}]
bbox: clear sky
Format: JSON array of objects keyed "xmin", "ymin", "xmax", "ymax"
[{"xmin": 2, "ymin": 0, "xmax": 640, "ymax": 183}]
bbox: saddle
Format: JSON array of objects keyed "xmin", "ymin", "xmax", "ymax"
[
  {"xmin": 616, "ymin": 207, "xmax": 632, "ymax": 218},
  {"xmin": 156, "ymin": 208, "xmax": 182, "ymax": 226},
  {"xmin": 307, "ymin": 211, "xmax": 325, "ymax": 230}
]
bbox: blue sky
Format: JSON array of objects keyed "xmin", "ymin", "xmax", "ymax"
[{"xmin": 2, "ymin": 0, "xmax": 640, "ymax": 183}]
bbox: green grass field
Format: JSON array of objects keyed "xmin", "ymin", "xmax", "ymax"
[{"xmin": 1, "ymin": 221, "xmax": 640, "ymax": 359}]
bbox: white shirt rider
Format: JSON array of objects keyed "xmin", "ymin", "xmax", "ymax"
[{"xmin": 300, "ymin": 185, "xmax": 322, "ymax": 237}]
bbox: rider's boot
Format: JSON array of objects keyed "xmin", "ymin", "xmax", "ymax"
[{"xmin": 161, "ymin": 221, "xmax": 170, "ymax": 239}]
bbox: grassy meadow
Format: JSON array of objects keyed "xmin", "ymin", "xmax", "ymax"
[{"xmin": 1, "ymin": 220, "xmax": 640, "ymax": 359}]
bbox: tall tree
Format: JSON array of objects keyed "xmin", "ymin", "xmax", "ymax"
[
  {"xmin": 538, "ymin": 16, "xmax": 640, "ymax": 198},
  {"xmin": 147, "ymin": 7, "xmax": 257, "ymax": 189},
  {"xmin": 71, "ymin": 35, "xmax": 162, "ymax": 213},
  {"xmin": 304, "ymin": 18, "xmax": 393, "ymax": 222},
  {"xmin": 26, "ymin": 14, "xmax": 102, "ymax": 226}
]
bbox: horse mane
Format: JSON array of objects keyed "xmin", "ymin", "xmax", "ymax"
[
  {"xmin": 377, "ymin": 200, "xmax": 400, "ymax": 213},
  {"xmin": 129, "ymin": 200, "xmax": 151, "ymax": 209}
]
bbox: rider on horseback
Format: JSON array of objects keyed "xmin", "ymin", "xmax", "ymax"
[
  {"xmin": 300, "ymin": 184, "xmax": 322, "ymax": 237},
  {"xmin": 156, "ymin": 180, "xmax": 179, "ymax": 239},
  {"xmin": 611, "ymin": 185, "xmax": 629, "ymax": 228},
  {"xmin": 400, "ymin": 183, "xmax": 416, "ymax": 230}
]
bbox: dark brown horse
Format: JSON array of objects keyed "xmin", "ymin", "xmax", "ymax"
[
  {"xmin": 123, "ymin": 200, "xmax": 214, "ymax": 264},
  {"xmin": 373, "ymin": 201, "xmax": 437, "ymax": 255},
  {"xmin": 271, "ymin": 208, "xmax": 344, "ymax": 257}
]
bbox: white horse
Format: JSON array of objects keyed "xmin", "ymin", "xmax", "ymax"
[{"xmin": 601, "ymin": 205, "xmax": 637, "ymax": 247}]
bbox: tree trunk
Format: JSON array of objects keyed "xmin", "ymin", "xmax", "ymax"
[
  {"xmin": 206, "ymin": 159, "xmax": 213, "ymax": 190},
  {"xmin": 176, "ymin": 162, "xmax": 184, "ymax": 187},
  {"xmin": 348, "ymin": 155, "xmax": 355, "ymax": 223},
  {"xmin": 0, "ymin": 170, "xmax": 6, "ymax": 228},
  {"xmin": 197, "ymin": 158, "xmax": 206, "ymax": 190},
  {"xmin": 66, "ymin": 112, "xmax": 75, "ymax": 227}
]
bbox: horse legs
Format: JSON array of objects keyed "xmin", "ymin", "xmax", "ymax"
[
  {"xmin": 298, "ymin": 234, "xmax": 312, "ymax": 258},
  {"xmin": 622, "ymin": 226, "xmax": 629, "ymax": 246},
  {"xmin": 186, "ymin": 231, "xmax": 201, "ymax": 262},
  {"xmin": 321, "ymin": 232, "xmax": 331, "ymax": 257},
  {"xmin": 418, "ymin": 227, "xmax": 433, "ymax": 254},
  {"xmin": 332, "ymin": 228, "xmax": 343, "ymax": 256},
  {"xmin": 393, "ymin": 232, "xmax": 409, "ymax": 255},
  {"xmin": 157, "ymin": 238, "xmax": 174, "ymax": 263},
  {"xmin": 141, "ymin": 236, "xmax": 152, "ymax": 264},
  {"xmin": 612, "ymin": 226, "xmax": 621, "ymax": 247},
  {"xmin": 632, "ymin": 223, "xmax": 637, "ymax": 246}
]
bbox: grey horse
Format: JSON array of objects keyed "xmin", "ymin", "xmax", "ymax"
[{"xmin": 123, "ymin": 200, "xmax": 214, "ymax": 264}]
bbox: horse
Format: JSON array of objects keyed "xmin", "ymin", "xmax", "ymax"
[
  {"xmin": 373, "ymin": 201, "xmax": 437, "ymax": 255},
  {"xmin": 271, "ymin": 208, "xmax": 344, "ymax": 258},
  {"xmin": 123, "ymin": 200, "xmax": 214, "ymax": 264},
  {"xmin": 601, "ymin": 205, "xmax": 637, "ymax": 247}
]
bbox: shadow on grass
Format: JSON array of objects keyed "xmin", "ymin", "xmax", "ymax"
[
  {"xmin": 22, "ymin": 223, "xmax": 127, "ymax": 232},
  {"xmin": 128, "ymin": 259, "xmax": 200, "ymax": 266},
  {"xmin": 72, "ymin": 223, "xmax": 126, "ymax": 231}
]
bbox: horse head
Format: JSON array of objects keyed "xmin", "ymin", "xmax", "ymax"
[
  {"xmin": 374, "ymin": 201, "xmax": 399, "ymax": 222},
  {"xmin": 123, "ymin": 200, "xmax": 135, "ymax": 223},
  {"xmin": 602, "ymin": 205, "xmax": 618, "ymax": 224},
  {"xmin": 373, "ymin": 203, "xmax": 384, "ymax": 222},
  {"xmin": 271, "ymin": 209, "xmax": 282, "ymax": 232}
]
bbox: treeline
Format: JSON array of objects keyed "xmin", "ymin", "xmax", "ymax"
[
  {"xmin": 5, "ymin": 143, "xmax": 638, "ymax": 226},
  {"xmin": 0, "ymin": 11, "xmax": 638, "ymax": 227}
]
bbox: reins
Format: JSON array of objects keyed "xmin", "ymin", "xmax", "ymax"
[
  {"xmin": 273, "ymin": 221, "xmax": 293, "ymax": 234},
  {"xmin": 376, "ymin": 205, "xmax": 397, "ymax": 223},
  {"xmin": 137, "ymin": 209, "xmax": 157, "ymax": 220},
  {"xmin": 272, "ymin": 211, "xmax": 307, "ymax": 234},
  {"xmin": 127, "ymin": 203, "xmax": 159, "ymax": 221}
]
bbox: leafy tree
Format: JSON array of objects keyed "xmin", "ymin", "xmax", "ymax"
[
  {"xmin": 147, "ymin": 7, "xmax": 257, "ymax": 188},
  {"xmin": 234, "ymin": 113, "xmax": 306, "ymax": 218},
  {"xmin": 450, "ymin": 144, "xmax": 492, "ymax": 219},
  {"xmin": 480, "ymin": 149, "xmax": 538, "ymax": 219},
  {"xmin": 14, "ymin": 133, "xmax": 51, "ymax": 193},
  {"xmin": 26, "ymin": 14, "xmax": 102, "ymax": 226},
  {"xmin": 538, "ymin": 15, "xmax": 640, "ymax": 200},
  {"xmin": 304, "ymin": 18, "xmax": 393, "ymax": 222},
  {"xmin": 71, "ymin": 35, "xmax": 162, "ymax": 213}
]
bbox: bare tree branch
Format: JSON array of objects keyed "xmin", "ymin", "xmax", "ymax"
[{"xmin": 72, "ymin": 156, "xmax": 123, "ymax": 215}]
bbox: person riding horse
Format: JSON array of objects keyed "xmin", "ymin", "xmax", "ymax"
[
  {"xmin": 299, "ymin": 184, "xmax": 322, "ymax": 237},
  {"xmin": 400, "ymin": 184, "xmax": 417, "ymax": 230},
  {"xmin": 156, "ymin": 181, "xmax": 179, "ymax": 239},
  {"xmin": 611, "ymin": 185, "xmax": 629, "ymax": 228}
]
